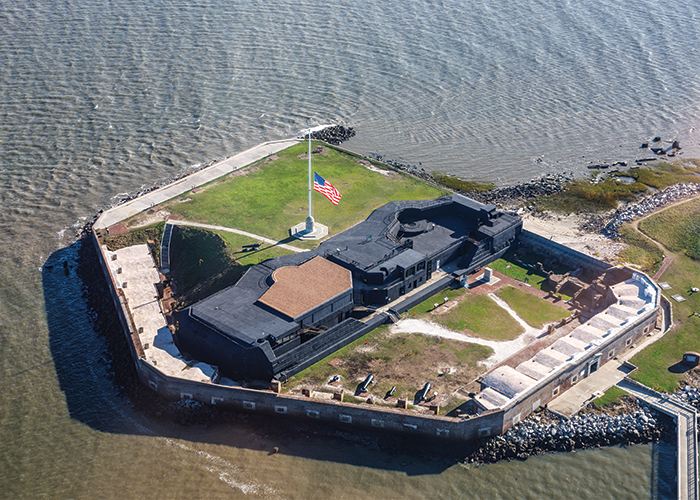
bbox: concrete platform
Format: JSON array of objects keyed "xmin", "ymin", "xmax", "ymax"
[{"xmin": 105, "ymin": 243, "xmax": 216, "ymax": 383}]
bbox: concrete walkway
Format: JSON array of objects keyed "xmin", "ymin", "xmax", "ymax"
[
  {"xmin": 547, "ymin": 317, "xmax": 668, "ymax": 417},
  {"xmin": 547, "ymin": 359, "xmax": 636, "ymax": 417},
  {"xmin": 617, "ymin": 378, "xmax": 698, "ymax": 500},
  {"xmin": 94, "ymin": 138, "xmax": 301, "ymax": 230},
  {"xmin": 167, "ymin": 220, "xmax": 306, "ymax": 253}
]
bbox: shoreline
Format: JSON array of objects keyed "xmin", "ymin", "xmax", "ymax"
[{"xmin": 74, "ymin": 130, "xmax": 693, "ymax": 468}]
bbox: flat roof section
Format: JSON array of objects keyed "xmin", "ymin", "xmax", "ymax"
[
  {"xmin": 258, "ymin": 256, "xmax": 353, "ymax": 320},
  {"xmin": 482, "ymin": 365, "xmax": 538, "ymax": 398}
]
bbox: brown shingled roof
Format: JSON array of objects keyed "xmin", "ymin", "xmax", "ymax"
[{"xmin": 257, "ymin": 256, "xmax": 353, "ymax": 319}]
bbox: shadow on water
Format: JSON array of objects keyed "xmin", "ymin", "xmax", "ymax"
[
  {"xmin": 42, "ymin": 238, "xmax": 458, "ymax": 476},
  {"xmin": 650, "ymin": 437, "xmax": 678, "ymax": 500}
]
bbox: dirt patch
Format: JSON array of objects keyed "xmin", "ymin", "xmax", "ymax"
[
  {"xmin": 229, "ymin": 163, "xmax": 260, "ymax": 179},
  {"xmin": 125, "ymin": 209, "xmax": 171, "ymax": 229},
  {"xmin": 522, "ymin": 211, "xmax": 626, "ymax": 263},
  {"xmin": 287, "ymin": 330, "xmax": 491, "ymax": 411},
  {"xmin": 356, "ymin": 158, "xmax": 396, "ymax": 176}
]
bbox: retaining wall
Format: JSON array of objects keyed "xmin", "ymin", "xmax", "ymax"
[{"xmin": 519, "ymin": 229, "xmax": 612, "ymax": 274}]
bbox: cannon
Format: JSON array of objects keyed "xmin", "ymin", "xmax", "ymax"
[
  {"xmin": 417, "ymin": 382, "xmax": 431, "ymax": 402},
  {"xmin": 358, "ymin": 374, "xmax": 374, "ymax": 393}
]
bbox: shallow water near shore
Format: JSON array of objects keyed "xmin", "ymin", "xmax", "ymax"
[{"xmin": 1, "ymin": 0, "xmax": 696, "ymax": 497}]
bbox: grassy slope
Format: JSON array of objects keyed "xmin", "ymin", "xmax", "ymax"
[
  {"xmin": 496, "ymin": 285, "xmax": 570, "ymax": 328},
  {"xmin": 628, "ymin": 199, "xmax": 700, "ymax": 392},
  {"xmin": 168, "ymin": 226, "xmax": 293, "ymax": 308},
  {"xmin": 535, "ymin": 160, "xmax": 700, "ymax": 214},
  {"xmin": 638, "ymin": 197, "xmax": 700, "ymax": 259},
  {"xmin": 165, "ymin": 142, "xmax": 448, "ymax": 244},
  {"xmin": 616, "ymin": 224, "xmax": 664, "ymax": 274}
]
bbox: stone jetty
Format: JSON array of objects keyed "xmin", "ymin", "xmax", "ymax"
[
  {"xmin": 467, "ymin": 403, "xmax": 668, "ymax": 463},
  {"xmin": 603, "ymin": 182, "xmax": 700, "ymax": 238},
  {"xmin": 308, "ymin": 125, "xmax": 356, "ymax": 145}
]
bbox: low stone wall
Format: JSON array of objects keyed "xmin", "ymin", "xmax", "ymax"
[
  {"xmin": 136, "ymin": 357, "xmax": 505, "ymax": 441},
  {"xmin": 518, "ymin": 229, "xmax": 612, "ymax": 274}
]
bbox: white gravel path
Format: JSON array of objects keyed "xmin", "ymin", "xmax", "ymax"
[{"xmin": 391, "ymin": 293, "xmax": 546, "ymax": 368}]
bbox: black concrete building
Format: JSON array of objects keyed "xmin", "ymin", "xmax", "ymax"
[{"xmin": 174, "ymin": 194, "xmax": 522, "ymax": 382}]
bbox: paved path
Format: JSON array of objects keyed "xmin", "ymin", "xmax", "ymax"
[
  {"xmin": 167, "ymin": 220, "xmax": 306, "ymax": 253},
  {"xmin": 94, "ymin": 138, "xmax": 301, "ymax": 230},
  {"xmin": 617, "ymin": 378, "xmax": 698, "ymax": 500},
  {"xmin": 547, "ymin": 320, "xmax": 669, "ymax": 417},
  {"xmin": 547, "ymin": 359, "xmax": 635, "ymax": 417}
]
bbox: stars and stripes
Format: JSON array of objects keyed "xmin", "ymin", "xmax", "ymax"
[{"xmin": 313, "ymin": 172, "xmax": 341, "ymax": 205}]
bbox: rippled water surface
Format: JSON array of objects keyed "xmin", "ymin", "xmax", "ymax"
[{"xmin": 1, "ymin": 0, "xmax": 695, "ymax": 497}]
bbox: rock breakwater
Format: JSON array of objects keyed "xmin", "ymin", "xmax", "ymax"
[
  {"xmin": 603, "ymin": 182, "xmax": 700, "ymax": 238},
  {"xmin": 467, "ymin": 172, "xmax": 575, "ymax": 207},
  {"xmin": 309, "ymin": 125, "xmax": 356, "ymax": 145},
  {"xmin": 466, "ymin": 403, "xmax": 668, "ymax": 463}
]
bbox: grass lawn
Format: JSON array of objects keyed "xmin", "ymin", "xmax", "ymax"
[
  {"xmin": 593, "ymin": 386, "xmax": 628, "ymax": 409},
  {"xmin": 638, "ymin": 197, "xmax": 700, "ymax": 260},
  {"xmin": 630, "ymin": 252, "xmax": 700, "ymax": 392},
  {"xmin": 409, "ymin": 287, "xmax": 524, "ymax": 341},
  {"xmin": 164, "ymin": 141, "xmax": 448, "ymax": 245},
  {"xmin": 626, "ymin": 197, "xmax": 700, "ymax": 392},
  {"xmin": 215, "ymin": 231, "xmax": 294, "ymax": 267},
  {"xmin": 616, "ymin": 223, "xmax": 664, "ymax": 274},
  {"xmin": 286, "ymin": 326, "xmax": 492, "ymax": 406},
  {"xmin": 495, "ymin": 285, "xmax": 570, "ymax": 328},
  {"xmin": 488, "ymin": 251, "xmax": 574, "ymax": 300}
]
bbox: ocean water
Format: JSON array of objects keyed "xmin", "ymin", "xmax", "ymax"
[{"xmin": 0, "ymin": 0, "xmax": 695, "ymax": 497}]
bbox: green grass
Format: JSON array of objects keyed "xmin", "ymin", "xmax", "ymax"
[
  {"xmin": 622, "ymin": 161, "xmax": 700, "ymax": 190},
  {"xmin": 286, "ymin": 325, "xmax": 493, "ymax": 402},
  {"xmin": 164, "ymin": 142, "xmax": 448, "ymax": 245},
  {"xmin": 628, "ymin": 196, "xmax": 700, "ymax": 392},
  {"xmin": 616, "ymin": 224, "xmax": 664, "ymax": 274},
  {"xmin": 495, "ymin": 285, "xmax": 570, "ymax": 328},
  {"xmin": 215, "ymin": 231, "xmax": 294, "ymax": 267},
  {"xmin": 593, "ymin": 386, "xmax": 628, "ymax": 409},
  {"xmin": 488, "ymin": 251, "xmax": 573, "ymax": 300},
  {"xmin": 409, "ymin": 288, "xmax": 524, "ymax": 341},
  {"xmin": 536, "ymin": 178, "xmax": 648, "ymax": 213},
  {"xmin": 535, "ymin": 160, "xmax": 700, "ymax": 214},
  {"xmin": 631, "ymin": 252, "xmax": 700, "ymax": 392},
  {"xmin": 432, "ymin": 173, "xmax": 494, "ymax": 193},
  {"xmin": 638, "ymin": 197, "xmax": 700, "ymax": 260}
]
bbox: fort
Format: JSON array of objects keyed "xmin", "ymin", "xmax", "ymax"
[
  {"xmin": 175, "ymin": 194, "xmax": 521, "ymax": 382},
  {"xmin": 91, "ymin": 135, "xmax": 671, "ymax": 445}
]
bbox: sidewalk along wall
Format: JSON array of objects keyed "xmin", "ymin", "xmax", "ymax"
[
  {"xmin": 136, "ymin": 359, "xmax": 506, "ymax": 441},
  {"xmin": 91, "ymin": 230, "xmax": 144, "ymax": 371}
]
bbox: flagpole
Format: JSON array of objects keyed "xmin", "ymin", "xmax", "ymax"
[
  {"xmin": 308, "ymin": 128, "xmax": 312, "ymax": 221},
  {"xmin": 291, "ymin": 125, "xmax": 327, "ymax": 240}
]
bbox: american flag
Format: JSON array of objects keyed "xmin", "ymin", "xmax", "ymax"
[{"xmin": 313, "ymin": 172, "xmax": 342, "ymax": 205}]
